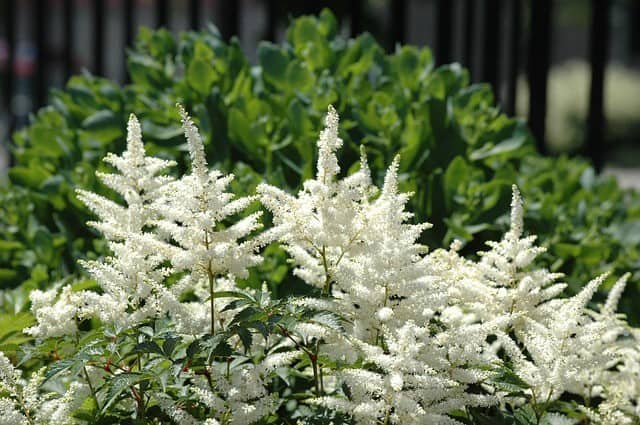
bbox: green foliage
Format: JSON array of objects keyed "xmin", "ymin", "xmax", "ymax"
[{"xmin": 1, "ymin": 10, "xmax": 639, "ymax": 322}]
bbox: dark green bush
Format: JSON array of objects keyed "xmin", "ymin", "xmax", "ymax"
[{"xmin": 2, "ymin": 10, "xmax": 639, "ymax": 320}]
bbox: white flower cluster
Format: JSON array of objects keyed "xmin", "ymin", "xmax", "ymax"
[
  {"xmin": 21, "ymin": 107, "xmax": 278, "ymax": 424},
  {"xmin": 12, "ymin": 105, "xmax": 640, "ymax": 424},
  {"xmin": 28, "ymin": 109, "xmax": 264, "ymax": 337},
  {"xmin": 260, "ymin": 106, "xmax": 499, "ymax": 424},
  {"xmin": 0, "ymin": 352, "xmax": 86, "ymax": 425}
]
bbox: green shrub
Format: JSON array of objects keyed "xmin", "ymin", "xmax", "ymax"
[{"xmin": 2, "ymin": 10, "xmax": 639, "ymax": 320}]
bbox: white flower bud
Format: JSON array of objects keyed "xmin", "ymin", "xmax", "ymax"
[{"xmin": 377, "ymin": 307, "xmax": 394, "ymax": 322}]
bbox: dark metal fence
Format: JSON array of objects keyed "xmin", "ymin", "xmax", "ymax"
[{"xmin": 0, "ymin": 0, "xmax": 613, "ymax": 169}]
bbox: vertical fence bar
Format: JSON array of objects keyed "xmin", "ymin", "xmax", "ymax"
[
  {"xmin": 63, "ymin": 0, "xmax": 73, "ymax": 81},
  {"xmin": 125, "ymin": 0, "xmax": 134, "ymax": 48},
  {"xmin": 265, "ymin": 0, "xmax": 276, "ymax": 41},
  {"xmin": 94, "ymin": 0, "xmax": 104, "ymax": 76},
  {"xmin": 483, "ymin": 0, "xmax": 502, "ymax": 103},
  {"xmin": 527, "ymin": 0, "xmax": 552, "ymax": 154},
  {"xmin": 463, "ymin": 0, "xmax": 475, "ymax": 75},
  {"xmin": 390, "ymin": 0, "xmax": 406, "ymax": 49},
  {"xmin": 350, "ymin": 0, "xmax": 362, "ymax": 36},
  {"xmin": 219, "ymin": 1, "xmax": 239, "ymax": 40},
  {"xmin": 35, "ymin": 0, "xmax": 47, "ymax": 109},
  {"xmin": 124, "ymin": 0, "xmax": 135, "ymax": 83},
  {"xmin": 189, "ymin": 0, "xmax": 200, "ymax": 30},
  {"xmin": 156, "ymin": 0, "xmax": 168, "ymax": 28},
  {"xmin": 633, "ymin": 2, "xmax": 640, "ymax": 55},
  {"xmin": 3, "ymin": 0, "xmax": 15, "ymax": 118},
  {"xmin": 505, "ymin": 0, "xmax": 521, "ymax": 115},
  {"xmin": 586, "ymin": 0, "xmax": 610, "ymax": 171},
  {"xmin": 436, "ymin": 0, "xmax": 453, "ymax": 65}
]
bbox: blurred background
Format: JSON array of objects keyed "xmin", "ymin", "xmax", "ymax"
[{"xmin": 0, "ymin": 0, "xmax": 639, "ymax": 185}]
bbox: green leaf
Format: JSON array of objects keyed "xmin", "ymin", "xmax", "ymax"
[
  {"xmin": 186, "ymin": 339, "xmax": 200, "ymax": 359},
  {"xmin": 310, "ymin": 312, "xmax": 343, "ymax": 332},
  {"xmin": 70, "ymin": 279, "xmax": 100, "ymax": 292},
  {"xmin": 0, "ymin": 312, "xmax": 34, "ymax": 353},
  {"xmin": 82, "ymin": 110, "xmax": 119, "ymax": 130},
  {"xmin": 258, "ymin": 42, "xmax": 289, "ymax": 89},
  {"xmin": 141, "ymin": 121, "xmax": 183, "ymax": 141},
  {"xmin": 469, "ymin": 135, "xmax": 527, "ymax": 160},
  {"xmin": 201, "ymin": 334, "xmax": 232, "ymax": 358},
  {"xmin": 231, "ymin": 307, "xmax": 262, "ymax": 325},
  {"xmin": 133, "ymin": 341, "xmax": 164, "ymax": 356},
  {"xmin": 513, "ymin": 405, "xmax": 538, "ymax": 425},
  {"xmin": 162, "ymin": 336, "xmax": 180, "ymax": 357},
  {"xmin": 0, "ymin": 241, "xmax": 24, "ymax": 251},
  {"xmin": 488, "ymin": 365, "xmax": 530, "ymax": 395},
  {"xmin": 443, "ymin": 156, "xmax": 470, "ymax": 209},
  {"xmin": 45, "ymin": 357, "xmax": 85, "ymax": 381},
  {"xmin": 187, "ymin": 43, "xmax": 217, "ymax": 95},
  {"xmin": 285, "ymin": 61, "xmax": 314, "ymax": 92},
  {"xmin": 234, "ymin": 326, "xmax": 252, "ymax": 352},
  {"xmin": 211, "ymin": 290, "xmax": 254, "ymax": 301},
  {"xmin": 102, "ymin": 373, "xmax": 147, "ymax": 413},
  {"xmin": 8, "ymin": 167, "xmax": 52, "ymax": 189},
  {"xmin": 606, "ymin": 220, "xmax": 640, "ymax": 245},
  {"xmin": 0, "ymin": 269, "xmax": 18, "ymax": 283}
]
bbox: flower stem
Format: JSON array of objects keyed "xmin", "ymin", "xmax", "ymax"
[
  {"xmin": 75, "ymin": 319, "xmax": 101, "ymax": 412},
  {"xmin": 310, "ymin": 353, "xmax": 320, "ymax": 396},
  {"xmin": 208, "ymin": 267, "xmax": 216, "ymax": 336},
  {"xmin": 321, "ymin": 246, "xmax": 332, "ymax": 296}
]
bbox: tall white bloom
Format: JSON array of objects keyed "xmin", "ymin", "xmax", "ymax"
[
  {"xmin": 258, "ymin": 108, "xmax": 374, "ymax": 294},
  {"xmin": 151, "ymin": 105, "xmax": 265, "ymax": 335},
  {"xmin": 153, "ymin": 105, "xmax": 263, "ymax": 280},
  {"xmin": 77, "ymin": 113, "xmax": 176, "ymax": 239},
  {"xmin": 72, "ymin": 114, "xmax": 177, "ymax": 331},
  {"xmin": 446, "ymin": 186, "xmax": 627, "ymax": 403},
  {"xmin": 261, "ymin": 106, "xmax": 497, "ymax": 424},
  {"xmin": 450, "ymin": 186, "xmax": 566, "ymax": 330}
]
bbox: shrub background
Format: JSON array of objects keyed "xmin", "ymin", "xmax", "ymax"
[{"xmin": 0, "ymin": 11, "xmax": 639, "ymax": 323}]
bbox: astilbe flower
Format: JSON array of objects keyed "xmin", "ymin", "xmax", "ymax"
[
  {"xmin": 0, "ymin": 353, "xmax": 86, "ymax": 425},
  {"xmin": 23, "ymin": 285, "xmax": 82, "ymax": 338},
  {"xmin": 146, "ymin": 107, "xmax": 282, "ymax": 423},
  {"xmin": 151, "ymin": 104, "xmax": 265, "ymax": 335},
  {"xmin": 261, "ymin": 106, "xmax": 498, "ymax": 424},
  {"xmin": 25, "ymin": 114, "xmax": 178, "ymax": 337},
  {"xmin": 106, "ymin": 107, "xmax": 278, "ymax": 423},
  {"xmin": 593, "ymin": 332, "xmax": 640, "ymax": 424},
  {"xmin": 74, "ymin": 114, "xmax": 177, "ymax": 331},
  {"xmin": 259, "ymin": 106, "xmax": 438, "ymax": 342},
  {"xmin": 258, "ymin": 106, "xmax": 374, "ymax": 295},
  {"xmin": 561, "ymin": 273, "xmax": 631, "ymax": 399},
  {"xmin": 21, "ymin": 108, "xmax": 282, "ymax": 424},
  {"xmin": 448, "ymin": 186, "xmax": 567, "ymax": 329},
  {"xmin": 580, "ymin": 273, "xmax": 640, "ymax": 424},
  {"xmin": 445, "ymin": 186, "xmax": 628, "ymax": 407},
  {"xmin": 497, "ymin": 273, "xmax": 610, "ymax": 401},
  {"xmin": 11, "ymin": 104, "xmax": 638, "ymax": 424}
]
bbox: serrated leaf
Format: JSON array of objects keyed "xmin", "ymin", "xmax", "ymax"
[
  {"xmin": 186, "ymin": 339, "xmax": 200, "ymax": 359},
  {"xmin": 233, "ymin": 326, "xmax": 252, "ymax": 352},
  {"xmin": 162, "ymin": 336, "xmax": 180, "ymax": 357},
  {"xmin": 231, "ymin": 307, "xmax": 262, "ymax": 326},
  {"xmin": 45, "ymin": 358, "xmax": 82, "ymax": 381},
  {"xmin": 133, "ymin": 341, "xmax": 164, "ymax": 356},
  {"xmin": 101, "ymin": 373, "xmax": 147, "ymax": 413},
  {"xmin": 211, "ymin": 290, "xmax": 255, "ymax": 301}
]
